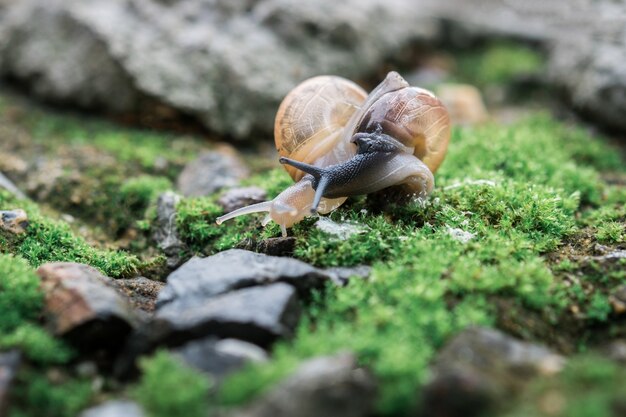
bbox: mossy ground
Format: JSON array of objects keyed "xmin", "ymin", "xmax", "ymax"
[{"xmin": 0, "ymin": 42, "xmax": 625, "ymax": 417}]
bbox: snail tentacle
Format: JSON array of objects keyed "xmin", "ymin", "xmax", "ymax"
[{"xmin": 215, "ymin": 201, "xmax": 273, "ymax": 225}]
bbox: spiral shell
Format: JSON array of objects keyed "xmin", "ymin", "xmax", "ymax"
[{"xmin": 275, "ymin": 72, "xmax": 450, "ymax": 182}]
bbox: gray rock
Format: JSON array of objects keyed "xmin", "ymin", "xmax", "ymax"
[
  {"xmin": 218, "ymin": 186, "xmax": 267, "ymax": 213},
  {"xmin": 176, "ymin": 150, "xmax": 248, "ymax": 197},
  {"xmin": 0, "ymin": 209, "xmax": 28, "ymax": 234},
  {"xmin": 157, "ymin": 249, "xmax": 335, "ymax": 307},
  {"xmin": 229, "ymin": 353, "xmax": 377, "ymax": 417},
  {"xmin": 37, "ymin": 262, "xmax": 138, "ymax": 351},
  {"xmin": 0, "ymin": 350, "xmax": 20, "ymax": 415},
  {"xmin": 155, "ymin": 283, "xmax": 300, "ymax": 348},
  {"xmin": 604, "ymin": 339, "xmax": 626, "ymax": 364},
  {"xmin": 79, "ymin": 400, "xmax": 145, "ymax": 417},
  {"xmin": 0, "ymin": 0, "xmax": 438, "ymax": 138},
  {"xmin": 172, "ymin": 337, "xmax": 267, "ymax": 379},
  {"xmin": 422, "ymin": 326, "xmax": 565, "ymax": 417},
  {"xmin": 151, "ymin": 191, "xmax": 186, "ymax": 269}
]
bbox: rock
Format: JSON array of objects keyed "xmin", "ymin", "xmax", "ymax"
[
  {"xmin": 37, "ymin": 263, "xmax": 138, "ymax": 351},
  {"xmin": 0, "ymin": 209, "xmax": 28, "ymax": 234},
  {"xmin": 156, "ymin": 249, "xmax": 334, "ymax": 306},
  {"xmin": 230, "ymin": 353, "xmax": 377, "ymax": 417},
  {"xmin": 109, "ymin": 277, "xmax": 164, "ymax": 313},
  {"xmin": 0, "ymin": 172, "xmax": 26, "ymax": 199},
  {"xmin": 0, "ymin": 350, "xmax": 21, "ymax": 415},
  {"xmin": 172, "ymin": 337, "xmax": 267, "ymax": 379},
  {"xmin": 422, "ymin": 326, "xmax": 565, "ymax": 417},
  {"xmin": 237, "ymin": 237, "xmax": 297, "ymax": 257},
  {"xmin": 446, "ymin": 226, "xmax": 475, "ymax": 244},
  {"xmin": 218, "ymin": 186, "xmax": 268, "ymax": 213},
  {"xmin": 436, "ymin": 84, "xmax": 489, "ymax": 126},
  {"xmin": 0, "ymin": 0, "xmax": 438, "ymax": 138},
  {"xmin": 79, "ymin": 400, "xmax": 145, "ymax": 417},
  {"xmin": 155, "ymin": 283, "xmax": 300, "ymax": 348},
  {"xmin": 151, "ymin": 191, "xmax": 186, "ymax": 269},
  {"xmin": 176, "ymin": 149, "xmax": 248, "ymax": 197}
]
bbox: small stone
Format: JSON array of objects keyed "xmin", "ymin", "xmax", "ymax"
[
  {"xmin": 109, "ymin": 277, "xmax": 164, "ymax": 313},
  {"xmin": 446, "ymin": 226, "xmax": 475, "ymax": 244},
  {"xmin": 157, "ymin": 249, "xmax": 334, "ymax": 306},
  {"xmin": 218, "ymin": 186, "xmax": 268, "ymax": 213},
  {"xmin": 315, "ymin": 217, "xmax": 368, "ymax": 240},
  {"xmin": 79, "ymin": 400, "xmax": 145, "ymax": 417},
  {"xmin": 422, "ymin": 326, "xmax": 565, "ymax": 417},
  {"xmin": 0, "ymin": 209, "xmax": 28, "ymax": 234},
  {"xmin": 172, "ymin": 337, "xmax": 267, "ymax": 380},
  {"xmin": 176, "ymin": 149, "xmax": 248, "ymax": 197},
  {"xmin": 37, "ymin": 263, "xmax": 138, "ymax": 351},
  {"xmin": 436, "ymin": 84, "xmax": 489, "ymax": 126},
  {"xmin": 151, "ymin": 191, "xmax": 186, "ymax": 269},
  {"xmin": 0, "ymin": 350, "xmax": 21, "ymax": 414},
  {"xmin": 230, "ymin": 353, "xmax": 377, "ymax": 417},
  {"xmin": 155, "ymin": 283, "xmax": 300, "ymax": 348}
]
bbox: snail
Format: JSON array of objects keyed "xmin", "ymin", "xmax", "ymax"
[{"xmin": 216, "ymin": 71, "xmax": 451, "ymax": 237}]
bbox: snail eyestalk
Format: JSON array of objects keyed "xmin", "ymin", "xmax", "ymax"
[{"xmin": 215, "ymin": 201, "xmax": 273, "ymax": 225}]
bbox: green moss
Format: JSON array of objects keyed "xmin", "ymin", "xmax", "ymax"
[
  {"xmin": 596, "ymin": 221, "xmax": 624, "ymax": 243},
  {"xmin": 455, "ymin": 42, "xmax": 544, "ymax": 87},
  {"xmin": 1, "ymin": 191, "xmax": 142, "ymax": 277},
  {"xmin": 134, "ymin": 350, "xmax": 212, "ymax": 417},
  {"xmin": 505, "ymin": 355, "xmax": 626, "ymax": 417},
  {"xmin": 0, "ymin": 254, "xmax": 42, "ymax": 332},
  {"xmin": 212, "ymin": 114, "xmax": 625, "ymax": 415},
  {"xmin": 8, "ymin": 371, "xmax": 92, "ymax": 417}
]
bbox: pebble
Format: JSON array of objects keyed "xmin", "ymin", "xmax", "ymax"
[{"xmin": 0, "ymin": 209, "xmax": 29, "ymax": 234}]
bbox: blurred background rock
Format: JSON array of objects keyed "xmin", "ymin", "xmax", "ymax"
[{"xmin": 1, "ymin": 0, "xmax": 625, "ymax": 139}]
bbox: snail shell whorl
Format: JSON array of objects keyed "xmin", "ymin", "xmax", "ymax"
[
  {"xmin": 274, "ymin": 76, "xmax": 368, "ymax": 181},
  {"xmin": 355, "ymin": 86, "xmax": 451, "ymax": 173}
]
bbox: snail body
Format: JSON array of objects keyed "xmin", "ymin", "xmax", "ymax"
[{"xmin": 216, "ymin": 71, "xmax": 451, "ymax": 236}]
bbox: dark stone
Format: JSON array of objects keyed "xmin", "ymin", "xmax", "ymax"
[
  {"xmin": 0, "ymin": 209, "xmax": 28, "ymax": 234},
  {"xmin": 176, "ymin": 149, "xmax": 248, "ymax": 197},
  {"xmin": 37, "ymin": 263, "xmax": 138, "ymax": 352},
  {"xmin": 0, "ymin": 350, "xmax": 21, "ymax": 415},
  {"xmin": 229, "ymin": 353, "xmax": 377, "ymax": 417},
  {"xmin": 108, "ymin": 277, "xmax": 164, "ymax": 313},
  {"xmin": 604, "ymin": 340, "xmax": 626, "ymax": 364},
  {"xmin": 218, "ymin": 186, "xmax": 267, "ymax": 213},
  {"xmin": 172, "ymin": 337, "xmax": 267, "ymax": 380},
  {"xmin": 151, "ymin": 191, "xmax": 186, "ymax": 269},
  {"xmin": 79, "ymin": 400, "xmax": 145, "ymax": 417},
  {"xmin": 155, "ymin": 283, "xmax": 300, "ymax": 348},
  {"xmin": 156, "ymin": 249, "xmax": 334, "ymax": 307},
  {"xmin": 422, "ymin": 326, "xmax": 564, "ymax": 417}
]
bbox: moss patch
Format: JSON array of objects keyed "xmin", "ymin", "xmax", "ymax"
[
  {"xmin": 208, "ymin": 114, "xmax": 626, "ymax": 414},
  {"xmin": 134, "ymin": 350, "xmax": 212, "ymax": 417}
]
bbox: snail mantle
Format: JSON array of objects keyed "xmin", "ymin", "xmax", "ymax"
[{"xmin": 216, "ymin": 71, "xmax": 451, "ymax": 236}]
